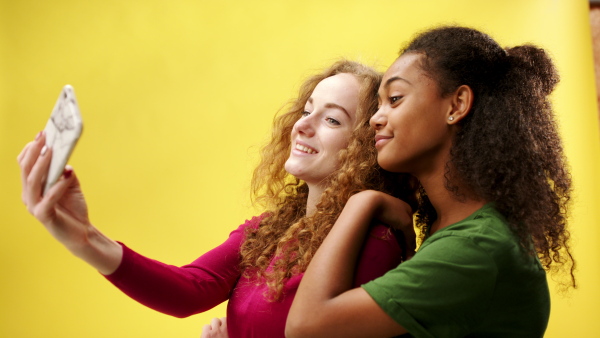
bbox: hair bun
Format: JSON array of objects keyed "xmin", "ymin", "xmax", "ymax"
[{"xmin": 505, "ymin": 45, "xmax": 559, "ymax": 96}]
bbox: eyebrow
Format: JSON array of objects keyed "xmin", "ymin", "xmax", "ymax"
[
  {"xmin": 383, "ymin": 76, "xmax": 412, "ymax": 88},
  {"xmin": 307, "ymin": 98, "xmax": 350, "ymax": 119}
]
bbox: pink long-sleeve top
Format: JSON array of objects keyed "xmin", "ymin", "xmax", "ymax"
[{"xmin": 104, "ymin": 215, "xmax": 403, "ymax": 337}]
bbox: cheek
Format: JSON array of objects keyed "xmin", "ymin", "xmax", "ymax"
[
  {"xmin": 323, "ymin": 127, "xmax": 351, "ymax": 149},
  {"xmin": 387, "ymin": 113, "xmax": 409, "ymax": 140},
  {"xmin": 334, "ymin": 138, "xmax": 349, "ymax": 152},
  {"xmin": 390, "ymin": 102, "xmax": 441, "ymax": 142},
  {"xmin": 332, "ymin": 133, "xmax": 352, "ymax": 155}
]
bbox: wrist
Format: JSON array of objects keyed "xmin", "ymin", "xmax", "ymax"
[
  {"xmin": 348, "ymin": 190, "xmax": 384, "ymax": 217},
  {"xmin": 73, "ymin": 225, "xmax": 123, "ymax": 275}
]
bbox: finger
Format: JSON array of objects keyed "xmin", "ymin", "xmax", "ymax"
[
  {"xmin": 17, "ymin": 141, "xmax": 33, "ymax": 163},
  {"xmin": 25, "ymin": 146, "xmax": 52, "ymax": 210},
  {"xmin": 210, "ymin": 317, "xmax": 222, "ymax": 329},
  {"xmin": 35, "ymin": 166, "xmax": 74, "ymax": 222},
  {"xmin": 18, "ymin": 142, "xmax": 34, "ymax": 203},
  {"xmin": 219, "ymin": 317, "xmax": 228, "ymax": 336},
  {"xmin": 18, "ymin": 131, "xmax": 43, "ymax": 161},
  {"xmin": 200, "ymin": 324, "xmax": 212, "ymax": 338},
  {"xmin": 19, "ymin": 133, "xmax": 46, "ymax": 200},
  {"xmin": 18, "ymin": 132, "xmax": 45, "ymax": 175}
]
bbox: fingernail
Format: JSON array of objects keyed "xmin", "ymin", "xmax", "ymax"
[
  {"xmin": 63, "ymin": 168, "xmax": 73, "ymax": 179},
  {"xmin": 40, "ymin": 146, "xmax": 47, "ymax": 156},
  {"xmin": 35, "ymin": 131, "xmax": 42, "ymax": 140}
]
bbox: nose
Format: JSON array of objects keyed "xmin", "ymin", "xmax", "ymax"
[
  {"xmin": 294, "ymin": 113, "xmax": 316, "ymax": 137},
  {"xmin": 370, "ymin": 107, "xmax": 387, "ymax": 131}
]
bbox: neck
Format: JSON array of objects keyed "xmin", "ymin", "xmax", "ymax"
[
  {"xmin": 416, "ymin": 152, "xmax": 487, "ymax": 235},
  {"xmin": 305, "ymin": 183, "xmax": 324, "ymax": 217}
]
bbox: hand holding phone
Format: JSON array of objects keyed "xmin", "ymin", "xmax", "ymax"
[
  {"xmin": 18, "ymin": 86, "xmax": 122, "ymax": 274},
  {"xmin": 43, "ymin": 85, "xmax": 83, "ymax": 195}
]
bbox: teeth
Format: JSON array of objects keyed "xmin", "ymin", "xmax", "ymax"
[{"xmin": 296, "ymin": 144, "xmax": 317, "ymax": 154}]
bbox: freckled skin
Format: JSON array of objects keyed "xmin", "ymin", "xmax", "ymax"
[{"xmin": 285, "ymin": 73, "xmax": 360, "ymax": 185}]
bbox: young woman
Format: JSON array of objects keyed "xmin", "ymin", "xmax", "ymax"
[
  {"xmin": 287, "ymin": 26, "xmax": 575, "ymax": 338},
  {"xmin": 17, "ymin": 60, "xmax": 418, "ymax": 338}
]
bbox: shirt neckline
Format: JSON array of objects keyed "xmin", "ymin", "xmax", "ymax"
[{"xmin": 425, "ymin": 202, "xmax": 496, "ymax": 238}]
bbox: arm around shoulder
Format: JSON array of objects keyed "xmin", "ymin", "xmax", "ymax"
[
  {"xmin": 286, "ymin": 190, "xmax": 410, "ymax": 337},
  {"xmin": 286, "ymin": 287, "xmax": 407, "ymax": 338}
]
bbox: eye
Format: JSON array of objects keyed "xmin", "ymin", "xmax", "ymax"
[
  {"xmin": 301, "ymin": 110, "xmax": 311, "ymax": 117},
  {"xmin": 326, "ymin": 117, "xmax": 340, "ymax": 125},
  {"xmin": 390, "ymin": 96, "xmax": 403, "ymax": 104}
]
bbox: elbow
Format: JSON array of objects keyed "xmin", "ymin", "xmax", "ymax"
[
  {"xmin": 285, "ymin": 313, "xmax": 321, "ymax": 338},
  {"xmin": 168, "ymin": 308, "xmax": 196, "ymax": 318},
  {"xmin": 172, "ymin": 312, "xmax": 193, "ymax": 319},
  {"xmin": 285, "ymin": 313, "xmax": 301, "ymax": 337},
  {"xmin": 161, "ymin": 303, "xmax": 209, "ymax": 318},
  {"xmin": 284, "ymin": 318, "xmax": 306, "ymax": 338}
]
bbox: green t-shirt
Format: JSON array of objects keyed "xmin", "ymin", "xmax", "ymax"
[{"xmin": 362, "ymin": 203, "xmax": 549, "ymax": 338}]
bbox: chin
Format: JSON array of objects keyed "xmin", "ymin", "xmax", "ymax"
[
  {"xmin": 377, "ymin": 158, "xmax": 395, "ymax": 172},
  {"xmin": 377, "ymin": 159, "xmax": 405, "ymax": 173},
  {"xmin": 284, "ymin": 163, "xmax": 303, "ymax": 179},
  {"xmin": 284, "ymin": 158, "xmax": 294, "ymax": 174}
]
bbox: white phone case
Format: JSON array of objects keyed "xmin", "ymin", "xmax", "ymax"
[{"xmin": 43, "ymin": 85, "xmax": 83, "ymax": 195}]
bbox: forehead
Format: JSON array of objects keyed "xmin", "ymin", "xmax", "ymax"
[
  {"xmin": 312, "ymin": 73, "xmax": 360, "ymax": 96},
  {"xmin": 381, "ymin": 53, "xmax": 428, "ymax": 88}
]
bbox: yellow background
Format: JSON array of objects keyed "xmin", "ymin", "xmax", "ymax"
[{"xmin": 1, "ymin": 0, "xmax": 598, "ymax": 337}]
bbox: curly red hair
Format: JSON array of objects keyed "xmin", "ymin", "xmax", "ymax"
[{"xmin": 240, "ymin": 60, "xmax": 419, "ymax": 300}]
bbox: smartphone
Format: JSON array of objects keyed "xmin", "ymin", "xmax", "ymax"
[{"xmin": 43, "ymin": 85, "xmax": 83, "ymax": 195}]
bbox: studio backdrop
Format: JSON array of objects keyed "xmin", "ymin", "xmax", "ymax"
[{"xmin": 1, "ymin": 0, "xmax": 598, "ymax": 337}]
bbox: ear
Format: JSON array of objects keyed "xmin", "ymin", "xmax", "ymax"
[{"xmin": 447, "ymin": 85, "xmax": 473, "ymax": 124}]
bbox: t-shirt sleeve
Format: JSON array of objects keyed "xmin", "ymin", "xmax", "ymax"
[
  {"xmin": 104, "ymin": 216, "xmax": 263, "ymax": 318},
  {"xmin": 353, "ymin": 224, "xmax": 403, "ymax": 287},
  {"xmin": 362, "ymin": 234, "xmax": 498, "ymax": 338}
]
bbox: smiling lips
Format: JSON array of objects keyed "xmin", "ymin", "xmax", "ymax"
[
  {"xmin": 295, "ymin": 143, "xmax": 318, "ymax": 154},
  {"xmin": 374, "ymin": 135, "xmax": 392, "ymax": 148}
]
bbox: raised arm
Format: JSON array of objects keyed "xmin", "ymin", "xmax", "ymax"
[
  {"xmin": 18, "ymin": 132, "xmax": 122, "ymax": 275},
  {"xmin": 286, "ymin": 190, "xmax": 412, "ymax": 338},
  {"xmin": 19, "ymin": 132, "xmax": 249, "ymax": 318}
]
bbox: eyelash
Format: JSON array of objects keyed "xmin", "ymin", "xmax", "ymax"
[
  {"xmin": 326, "ymin": 117, "xmax": 340, "ymax": 125},
  {"xmin": 301, "ymin": 111, "xmax": 340, "ymax": 125},
  {"xmin": 390, "ymin": 96, "xmax": 403, "ymax": 104}
]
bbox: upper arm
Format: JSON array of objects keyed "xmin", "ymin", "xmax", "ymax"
[{"xmin": 285, "ymin": 287, "xmax": 407, "ymax": 338}]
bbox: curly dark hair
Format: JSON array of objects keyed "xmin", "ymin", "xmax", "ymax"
[
  {"xmin": 240, "ymin": 60, "xmax": 420, "ymax": 300},
  {"xmin": 402, "ymin": 26, "xmax": 575, "ymax": 288}
]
